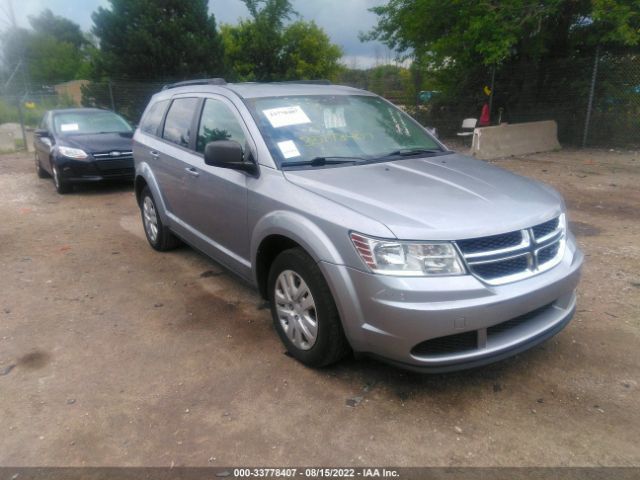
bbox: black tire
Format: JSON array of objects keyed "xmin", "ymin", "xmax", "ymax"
[
  {"xmin": 51, "ymin": 161, "xmax": 71, "ymax": 194},
  {"xmin": 35, "ymin": 155, "xmax": 48, "ymax": 178},
  {"xmin": 268, "ymin": 247, "xmax": 350, "ymax": 367},
  {"xmin": 139, "ymin": 186, "xmax": 181, "ymax": 251}
]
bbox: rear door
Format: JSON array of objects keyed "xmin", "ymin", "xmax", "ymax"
[{"xmin": 151, "ymin": 96, "xmax": 200, "ymax": 221}]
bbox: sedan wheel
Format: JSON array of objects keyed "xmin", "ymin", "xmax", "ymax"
[
  {"xmin": 51, "ymin": 163, "xmax": 71, "ymax": 193},
  {"xmin": 35, "ymin": 156, "xmax": 48, "ymax": 178}
]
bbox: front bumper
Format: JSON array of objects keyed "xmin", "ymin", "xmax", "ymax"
[
  {"xmin": 319, "ymin": 235, "xmax": 583, "ymax": 372},
  {"xmin": 55, "ymin": 157, "xmax": 134, "ymax": 182}
]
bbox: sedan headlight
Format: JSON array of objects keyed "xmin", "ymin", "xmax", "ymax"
[
  {"xmin": 57, "ymin": 146, "xmax": 88, "ymax": 160},
  {"xmin": 351, "ymin": 232, "xmax": 466, "ymax": 276}
]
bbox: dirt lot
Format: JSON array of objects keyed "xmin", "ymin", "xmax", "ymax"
[{"xmin": 0, "ymin": 148, "xmax": 639, "ymax": 467}]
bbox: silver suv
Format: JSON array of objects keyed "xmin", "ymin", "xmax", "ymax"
[{"xmin": 133, "ymin": 79, "xmax": 583, "ymax": 372}]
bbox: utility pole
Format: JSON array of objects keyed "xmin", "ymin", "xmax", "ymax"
[
  {"xmin": 3, "ymin": 0, "xmax": 29, "ymax": 151},
  {"xmin": 582, "ymin": 45, "xmax": 600, "ymax": 147},
  {"xmin": 108, "ymin": 80, "xmax": 116, "ymax": 111}
]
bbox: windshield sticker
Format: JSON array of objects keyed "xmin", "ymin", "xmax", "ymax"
[
  {"xmin": 263, "ymin": 106, "xmax": 311, "ymax": 128},
  {"xmin": 277, "ymin": 140, "xmax": 301, "ymax": 159},
  {"xmin": 300, "ymin": 131, "xmax": 374, "ymax": 147},
  {"xmin": 60, "ymin": 123, "xmax": 79, "ymax": 132},
  {"xmin": 323, "ymin": 107, "xmax": 346, "ymax": 129}
]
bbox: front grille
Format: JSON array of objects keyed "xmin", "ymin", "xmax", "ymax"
[
  {"xmin": 537, "ymin": 242, "xmax": 560, "ymax": 265},
  {"xmin": 487, "ymin": 303, "xmax": 554, "ymax": 335},
  {"xmin": 100, "ymin": 168, "xmax": 134, "ymax": 177},
  {"xmin": 455, "ymin": 216, "xmax": 564, "ymax": 285},
  {"xmin": 411, "ymin": 330, "xmax": 479, "ymax": 356},
  {"xmin": 93, "ymin": 150, "xmax": 133, "ymax": 159},
  {"xmin": 457, "ymin": 231, "xmax": 522, "ymax": 254},
  {"xmin": 533, "ymin": 217, "xmax": 559, "ymax": 239},
  {"xmin": 411, "ymin": 302, "xmax": 555, "ymax": 357},
  {"xmin": 469, "ymin": 255, "xmax": 529, "ymax": 280},
  {"xmin": 95, "ymin": 158, "xmax": 133, "ymax": 171},
  {"xmin": 92, "ymin": 151, "xmax": 133, "ymax": 167}
]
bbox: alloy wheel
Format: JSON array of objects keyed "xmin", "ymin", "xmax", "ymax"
[
  {"xmin": 142, "ymin": 196, "xmax": 159, "ymax": 243},
  {"xmin": 274, "ymin": 270, "xmax": 318, "ymax": 350}
]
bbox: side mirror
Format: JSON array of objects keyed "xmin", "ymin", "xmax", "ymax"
[
  {"xmin": 34, "ymin": 129, "xmax": 49, "ymax": 138},
  {"xmin": 204, "ymin": 140, "xmax": 257, "ymax": 174}
]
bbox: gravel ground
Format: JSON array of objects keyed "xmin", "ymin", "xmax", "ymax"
[{"xmin": 0, "ymin": 148, "xmax": 638, "ymax": 467}]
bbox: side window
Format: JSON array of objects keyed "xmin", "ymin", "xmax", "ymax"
[
  {"xmin": 196, "ymin": 99, "xmax": 247, "ymax": 153},
  {"xmin": 162, "ymin": 98, "xmax": 199, "ymax": 148},
  {"xmin": 140, "ymin": 99, "xmax": 169, "ymax": 135}
]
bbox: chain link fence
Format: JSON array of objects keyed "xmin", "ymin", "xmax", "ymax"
[
  {"xmin": 1, "ymin": 52, "xmax": 638, "ymax": 153},
  {"xmin": 403, "ymin": 52, "xmax": 640, "ymax": 148}
]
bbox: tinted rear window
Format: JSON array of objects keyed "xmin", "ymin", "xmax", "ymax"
[
  {"xmin": 140, "ymin": 100, "xmax": 169, "ymax": 135},
  {"xmin": 162, "ymin": 98, "xmax": 199, "ymax": 148}
]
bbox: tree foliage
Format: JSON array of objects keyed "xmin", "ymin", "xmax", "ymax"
[
  {"xmin": 28, "ymin": 9, "xmax": 87, "ymax": 49},
  {"xmin": 90, "ymin": 0, "xmax": 224, "ymax": 81},
  {"xmin": 364, "ymin": 0, "xmax": 640, "ymax": 68},
  {"xmin": 222, "ymin": 0, "xmax": 342, "ymax": 81},
  {"xmin": 1, "ymin": 9, "xmax": 89, "ymax": 86}
]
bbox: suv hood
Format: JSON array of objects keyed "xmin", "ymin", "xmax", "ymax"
[
  {"xmin": 61, "ymin": 132, "xmax": 133, "ymax": 154},
  {"xmin": 283, "ymin": 153, "xmax": 564, "ymax": 240}
]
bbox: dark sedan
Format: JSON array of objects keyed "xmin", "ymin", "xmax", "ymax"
[{"xmin": 34, "ymin": 108, "xmax": 134, "ymax": 193}]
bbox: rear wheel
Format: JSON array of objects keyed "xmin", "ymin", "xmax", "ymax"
[
  {"xmin": 51, "ymin": 162, "xmax": 71, "ymax": 194},
  {"xmin": 268, "ymin": 248, "xmax": 350, "ymax": 367},
  {"xmin": 140, "ymin": 186, "xmax": 180, "ymax": 251}
]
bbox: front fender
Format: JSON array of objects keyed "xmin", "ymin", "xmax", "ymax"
[{"xmin": 250, "ymin": 210, "xmax": 345, "ymax": 269}]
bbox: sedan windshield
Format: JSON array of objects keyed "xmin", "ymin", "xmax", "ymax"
[
  {"xmin": 53, "ymin": 111, "xmax": 132, "ymax": 135},
  {"xmin": 245, "ymin": 95, "xmax": 443, "ymax": 168}
]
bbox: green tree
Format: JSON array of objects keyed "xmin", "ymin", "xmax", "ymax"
[
  {"xmin": 90, "ymin": 0, "xmax": 224, "ymax": 81},
  {"xmin": 281, "ymin": 21, "xmax": 343, "ymax": 80},
  {"xmin": 364, "ymin": 0, "xmax": 640, "ymax": 68},
  {"xmin": 222, "ymin": 0, "xmax": 342, "ymax": 81},
  {"xmin": 221, "ymin": 0, "xmax": 295, "ymax": 81},
  {"xmin": 28, "ymin": 9, "xmax": 87, "ymax": 49},
  {"xmin": 363, "ymin": 0, "xmax": 640, "ymax": 143},
  {"xmin": 1, "ymin": 10, "xmax": 89, "ymax": 85}
]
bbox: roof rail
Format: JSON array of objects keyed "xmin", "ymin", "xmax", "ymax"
[
  {"xmin": 270, "ymin": 80, "xmax": 332, "ymax": 85},
  {"xmin": 162, "ymin": 78, "xmax": 227, "ymax": 90}
]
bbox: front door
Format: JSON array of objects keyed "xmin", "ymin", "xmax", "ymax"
[{"xmin": 181, "ymin": 96, "xmax": 252, "ymax": 271}]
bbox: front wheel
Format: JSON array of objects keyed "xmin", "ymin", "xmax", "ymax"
[
  {"xmin": 139, "ymin": 186, "xmax": 180, "ymax": 251},
  {"xmin": 35, "ymin": 155, "xmax": 48, "ymax": 178},
  {"xmin": 268, "ymin": 248, "xmax": 350, "ymax": 367},
  {"xmin": 51, "ymin": 162, "xmax": 71, "ymax": 194}
]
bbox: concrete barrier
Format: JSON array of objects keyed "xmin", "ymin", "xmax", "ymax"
[
  {"xmin": 0, "ymin": 123, "xmax": 35, "ymax": 152},
  {"xmin": 471, "ymin": 120, "xmax": 561, "ymax": 160}
]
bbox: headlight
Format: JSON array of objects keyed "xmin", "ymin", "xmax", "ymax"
[
  {"xmin": 58, "ymin": 146, "xmax": 88, "ymax": 159},
  {"xmin": 350, "ymin": 232, "xmax": 466, "ymax": 276}
]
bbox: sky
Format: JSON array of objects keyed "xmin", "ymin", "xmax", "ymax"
[{"xmin": 4, "ymin": 0, "xmax": 395, "ymax": 68}]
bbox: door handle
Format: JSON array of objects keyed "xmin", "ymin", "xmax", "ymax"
[
  {"xmin": 149, "ymin": 150, "xmax": 160, "ymax": 159},
  {"xmin": 185, "ymin": 167, "xmax": 200, "ymax": 177}
]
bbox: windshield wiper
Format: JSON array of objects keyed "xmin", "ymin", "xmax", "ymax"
[
  {"xmin": 379, "ymin": 148, "xmax": 445, "ymax": 158},
  {"xmin": 282, "ymin": 156, "xmax": 364, "ymax": 168}
]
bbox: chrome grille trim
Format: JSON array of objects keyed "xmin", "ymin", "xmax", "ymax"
[
  {"xmin": 92, "ymin": 151, "xmax": 134, "ymax": 159},
  {"xmin": 455, "ymin": 214, "xmax": 566, "ymax": 286}
]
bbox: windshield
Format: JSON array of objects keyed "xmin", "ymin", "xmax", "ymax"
[
  {"xmin": 53, "ymin": 111, "xmax": 133, "ymax": 135},
  {"xmin": 245, "ymin": 95, "xmax": 442, "ymax": 167}
]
